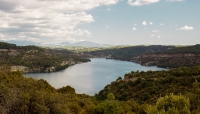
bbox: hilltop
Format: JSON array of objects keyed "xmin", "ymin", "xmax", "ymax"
[
  {"xmin": 0, "ymin": 42, "xmax": 90, "ymax": 73},
  {"xmin": 131, "ymin": 44, "xmax": 200, "ymax": 68},
  {"xmin": 87, "ymin": 44, "xmax": 200, "ymax": 68},
  {"xmin": 86, "ymin": 45, "xmax": 175, "ymax": 60}
]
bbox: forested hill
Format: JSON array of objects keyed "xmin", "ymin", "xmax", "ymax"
[
  {"xmin": 95, "ymin": 66, "xmax": 200, "ymax": 113},
  {"xmin": 157, "ymin": 44, "xmax": 200, "ymax": 54},
  {"xmin": 132, "ymin": 44, "xmax": 200, "ymax": 68},
  {"xmin": 87, "ymin": 45, "xmax": 175, "ymax": 60},
  {"xmin": 0, "ymin": 42, "xmax": 90, "ymax": 73},
  {"xmin": 86, "ymin": 44, "xmax": 200, "ymax": 68},
  {"xmin": 1, "ymin": 66, "xmax": 200, "ymax": 113}
]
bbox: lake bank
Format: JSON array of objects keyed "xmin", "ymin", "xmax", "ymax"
[{"xmin": 25, "ymin": 58, "xmax": 167, "ymax": 95}]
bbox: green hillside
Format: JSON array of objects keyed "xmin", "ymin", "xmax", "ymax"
[
  {"xmin": 156, "ymin": 44, "xmax": 200, "ymax": 54},
  {"xmin": 87, "ymin": 44, "xmax": 200, "ymax": 68},
  {"xmin": 1, "ymin": 66, "xmax": 200, "ymax": 113},
  {"xmin": 95, "ymin": 66, "xmax": 200, "ymax": 112},
  {"xmin": 0, "ymin": 42, "xmax": 90, "ymax": 73},
  {"xmin": 136, "ymin": 44, "xmax": 200, "ymax": 68},
  {"xmin": 87, "ymin": 45, "xmax": 175, "ymax": 60}
]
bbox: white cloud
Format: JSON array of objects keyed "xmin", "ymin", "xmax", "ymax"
[
  {"xmin": 166, "ymin": 0, "xmax": 184, "ymax": 2},
  {"xmin": 128, "ymin": 0, "xmax": 160, "ymax": 6},
  {"xmin": 142, "ymin": 21, "xmax": 147, "ymax": 26},
  {"xmin": 84, "ymin": 30, "xmax": 92, "ymax": 37},
  {"xmin": 151, "ymin": 35, "xmax": 155, "ymax": 37},
  {"xmin": 150, "ymin": 22, "xmax": 153, "ymax": 25},
  {"xmin": 176, "ymin": 25, "xmax": 194, "ymax": 31},
  {"xmin": 134, "ymin": 23, "xmax": 137, "ymax": 26},
  {"xmin": 152, "ymin": 30, "xmax": 160, "ymax": 32},
  {"xmin": 79, "ymin": 39, "xmax": 86, "ymax": 42},
  {"xmin": 107, "ymin": 8, "xmax": 111, "ymax": 11},
  {"xmin": 106, "ymin": 25, "xmax": 109, "ymax": 28},
  {"xmin": 132, "ymin": 27, "xmax": 137, "ymax": 31},
  {"xmin": 157, "ymin": 35, "xmax": 161, "ymax": 38},
  {"xmin": 0, "ymin": 33, "xmax": 5, "ymax": 37},
  {"xmin": 160, "ymin": 23, "xmax": 164, "ymax": 26},
  {"xmin": 0, "ymin": 0, "xmax": 119, "ymax": 43}
]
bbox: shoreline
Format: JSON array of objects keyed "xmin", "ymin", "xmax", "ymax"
[{"xmin": 12, "ymin": 60, "xmax": 91, "ymax": 74}]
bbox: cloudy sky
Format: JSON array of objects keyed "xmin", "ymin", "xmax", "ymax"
[{"xmin": 0, "ymin": 0, "xmax": 199, "ymax": 45}]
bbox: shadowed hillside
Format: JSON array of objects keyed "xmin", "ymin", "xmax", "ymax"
[
  {"xmin": 87, "ymin": 45, "xmax": 175, "ymax": 60},
  {"xmin": 132, "ymin": 44, "xmax": 200, "ymax": 68}
]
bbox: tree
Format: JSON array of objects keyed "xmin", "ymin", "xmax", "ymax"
[
  {"xmin": 57, "ymin": 86, "xmax": 75, "ymax": 94},
  {"xmin": 146, "ymin": 94, "xmax": 190, "ymax": 114},
  {"xmin": 107, "ymin": 93, "xmax": 115, "ymax": 100},
  {"xmin": 95, "ymin": 93, "xmax": 124, "ymax": 114}
]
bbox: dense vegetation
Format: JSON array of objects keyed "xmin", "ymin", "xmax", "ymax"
[
  {"xmin": 87, "ymin": 44, "xmax": 200, "ymax": 68},
  {"xmin": 1, "ymin": 42, "xmax": 200, "ymax": 113},
  {"xmin": 137, "ymin": 44, "xmax": 200, "ymax": 68},
  {"xmin": 0, "ymin": 42, "xmax": 90, "ymax": 73},
  {"xmin": 1, "ymin": 65, "xmax": 200, "ymax": 114},
  {"xmin": 156, "ymin": 44, "xmax": 200, "ymax": 54},
  {"xmin": 87, "ymin": 45, "xmax": 175, "ymax": 60},
  {"xmin": 95, "ymin": 66, "xmax": 200, "ymax": 113}
]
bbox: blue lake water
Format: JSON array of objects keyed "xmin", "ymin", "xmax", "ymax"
[{"xmin": 25, "ymin": 58, "xmax": 167, "ymax": 95}]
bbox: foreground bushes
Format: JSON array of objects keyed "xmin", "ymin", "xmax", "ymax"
[{"xmin": 0, "ymin": 66, "xmax": 200, "ymax": 114}]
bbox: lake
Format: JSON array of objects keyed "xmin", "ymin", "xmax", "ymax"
[{"xmin": 25, "ymin": 58, "xmax": 167, "ymax": 95}]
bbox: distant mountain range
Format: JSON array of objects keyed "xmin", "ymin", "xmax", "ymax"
[
  {"xmin": 2, "ymin": 40, "xmax": 40, "ymax": 46},
  {"xmin": 59, "ymin": 41, "xmax": 111, "ymax": 47},
  {"xmin": 0, "ymin": 40, "xmax": 112, "ymax": 47}
]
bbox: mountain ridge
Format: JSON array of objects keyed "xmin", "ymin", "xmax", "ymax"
[{"xmin": 1, "ymin": 40, "xmax": 111, "ymax": 47}]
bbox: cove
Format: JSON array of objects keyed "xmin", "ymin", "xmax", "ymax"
[{"xmin": 25, "ymin": 58, "xmax": 167, "ymax": 95}]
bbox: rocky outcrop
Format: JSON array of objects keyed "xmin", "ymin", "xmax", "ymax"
[
  {"xmin": 10, "ymin": 66, "xmax": 57, "ymax": 73},
  {"xmin": 0, "ymin": 42, "xmax": 90, "ymax": 74},
  {"xmin": 11, "ymin": 66, "xmax": 30, "ymax": 73},
  {"xmin": 0, "ymin": 49, "xmax": 19, "ymax": 56},
  {"xmin": 10, "ymin": 59, "xmax": 81, "ymax": 73},
  {"xmin": 61, "ymin": 59, "xmax": 76, "ymax": 66}
]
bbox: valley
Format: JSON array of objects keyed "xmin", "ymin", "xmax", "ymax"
[
  {"xmin": 1, "ymin": 41, "xmax": 200, "ymax": 114},
  {"xmin": 1, "ymin": 0, "xmax": 199, "ymax": 113}
]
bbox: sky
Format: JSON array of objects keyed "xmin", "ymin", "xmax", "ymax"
[{"xmin": 0, "ymin": 0, "xmax": 199, "ymax": 45}]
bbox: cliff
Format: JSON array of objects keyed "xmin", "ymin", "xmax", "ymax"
[{"xmin": 10, "ymin": 59, "xmax": 79, "ymax": 73}]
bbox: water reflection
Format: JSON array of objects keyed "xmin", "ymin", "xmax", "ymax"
[{"xmin": 25, "ymin": 58, "xmax": 167, "ymax": 95}]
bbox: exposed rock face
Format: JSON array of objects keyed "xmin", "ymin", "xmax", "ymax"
[
  {"xmin": 0, "ymin": 49, "xmax": 8, "ymax": 52},
  {"xmin": 11, "ymin": 66, "xmax": 30, "ymax": 73},
  {"xmin": 26, "ymin": 50, "xmax": 38, "ymax": 53},
  {"xmin": 11, "ymin": 66, "xmax": 56, "ymax": 73},
  {"xmin": 0, "ymin": 42, "xmax": 90, "ymax": 74},
  {"xmin": 61, "ymin": 59, "xmax": 76, "ymax": 66},
  {"xmin": 10, "ymin": 59, "xmax": 78, "ymax": 73},
  {"xmin": 0, "ymin": 49, "xmax": 19, "ymax": 56},
  {"xmin": 43, "ymin": 67, "xmax": 55, "ymax": 73},
  {"xmin": 124, "ymin": 75, "xmax": 139, "ymax": 81}
]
